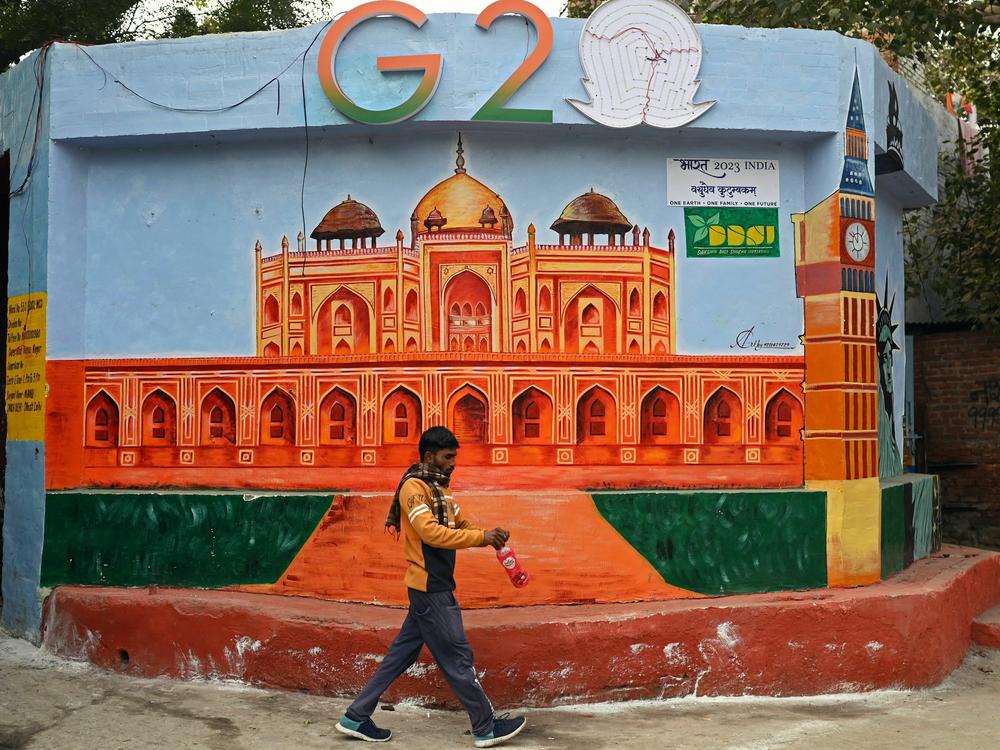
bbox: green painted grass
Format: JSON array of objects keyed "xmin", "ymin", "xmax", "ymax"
[
  {"xmin": 41, "ymin": 491, "xmax": 335, "ymax": 588},
  {"xmin": 591, "ymin": 490, "xmax": 828, "ymax": 595},
  {"xmin": 880, "ymin": 484, "xmax": 907, "ymax": 579}
]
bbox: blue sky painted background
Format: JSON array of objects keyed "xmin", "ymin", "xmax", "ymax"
[
  {"xmin": 71, "ymin": 127, "xmax": 807, "ymax": 357},
  {"xmin": 39, "ymin": 13, "xmax": 934, "ymax": 365}
]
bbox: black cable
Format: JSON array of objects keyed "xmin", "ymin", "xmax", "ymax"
[
  {"xmin": 5, "ymin": 18, "xmax": 359, "ymax": 335},
  {"xmin": 299, "ymin": 20, "xmax": 335, "ymax": 246},
  {"xmin": 9, "ymin": 43, "xmax": 50, "ymax": 199},
  {"xmin": 74, "ymin": 18, "xmax": 335, "ymax": 243},
  {"xmin": 73, "ymin": 37, "xmax": 309, "ymax": 115},
  {"xmin": 8, "ymin": 42, "xmax": 52, "ymax": 321}
]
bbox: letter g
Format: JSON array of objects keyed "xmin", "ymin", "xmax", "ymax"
[{"xmin": 317, "ymin": 2, "xmax": 442, "ymax": 125}]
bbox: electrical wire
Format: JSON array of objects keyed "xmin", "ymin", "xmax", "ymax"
[
  {"xmin": 299, "ymin": 20, "xmax": 335, "ymax": 245},
  {"xmin": 6, "ymin": 18, "xmax": 349, "ymax": 333},
  {"xmin": 7, "ymin": 19, "xmax": 343, "ymax": 282},
  {"xmin": 7, "ymin": 42, "xmax": 53, "ymax": 327},
  {"xmin": 8, "ymin": 43, "xmax": 50, "ymax": 199},
  {"xmin": 72, "ymin": 22, "xmax": 331, "ymax": 115}
]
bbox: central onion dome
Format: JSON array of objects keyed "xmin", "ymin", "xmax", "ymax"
[
  {"xmin": 412, "ymin": 135, "xmax": 512, "ymax": 234},
  {"xmin": 311, "ymin": 196, "xmax": 384, "ymax": 241},
  {"xmin": 550, "ymin": 189, "xmax": 632, "ymax": 237}
]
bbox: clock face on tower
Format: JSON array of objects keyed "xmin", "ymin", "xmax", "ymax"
[{"xmin": 844, "ymin": 222, "xmax": 871, "ymax": 262}]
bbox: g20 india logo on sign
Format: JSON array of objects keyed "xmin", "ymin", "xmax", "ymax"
[
  {"xmin": 668, "ymin": 158, "xmax": 782, "ymax": 258},
  {"xmin": 685, "ymin": 207, "xmax": 780, "ymax": 258},
  {"xmin": 316, "ymin": 0, "xmax": 712, "ymax": 127}
]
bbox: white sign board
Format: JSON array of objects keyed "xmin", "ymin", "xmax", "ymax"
[{"xmin": 668, "ymin": 158, "xmax": 780, "ymax": 207}]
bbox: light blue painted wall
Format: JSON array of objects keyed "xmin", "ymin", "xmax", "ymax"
[
  {"xmin": 37, "ymin": 13, "xmax": 939, "ymax": 424},
  {"xmin": 47, "ymin": 18, "xmax": 852, "ymax": 141},
  {"xmin": 42, "ymin": 17, "xmax": 938, "ymax": 360},
  {"xmin": 872, "ymin": 54, "xmax": 939, "ymax": 206},
  {"xmin": 1, "ymin": 49, "xmax": 51, "ymax": 641},
  {"xmin": 1, "ymin": 443, "xmax": 45, "ymax": 639},
  {"xmin": 57, "ymin": 128, "xmax": 809, "ymax": 357}
]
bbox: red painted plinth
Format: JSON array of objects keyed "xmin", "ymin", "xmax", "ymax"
[
  {"xmin": 42, "ymin": 546, "xmax": 1000, "ymax": 706},
  {"xmin": 972, "ymin": 605, "xmax": 1000, "ymax": 649}
]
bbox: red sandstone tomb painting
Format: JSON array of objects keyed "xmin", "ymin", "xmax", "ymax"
[{"xmin": 45, "ymin": 135, "xmax": 804, "ymax": 491}]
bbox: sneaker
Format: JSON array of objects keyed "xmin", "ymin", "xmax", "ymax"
[
  {"xmin": 335, "ymin": 715, "xmax": 392, "ymax": 742},
  {"xmin": 473, "ymin": 715, "xmax": 526, "ymax": 748}
]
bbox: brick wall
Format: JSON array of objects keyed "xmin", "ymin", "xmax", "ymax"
[{"xmin": 913, "ymin": 328, "xmax": 1000, "ymax": 549}]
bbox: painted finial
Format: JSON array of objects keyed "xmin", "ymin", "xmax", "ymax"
[
  {"xmin": 455, "ymin": 132, "xmax": 466, "ymax": 174},
  {"xmin": 396, "ymin": 229, "xmax": 404, "ymax": 241}
]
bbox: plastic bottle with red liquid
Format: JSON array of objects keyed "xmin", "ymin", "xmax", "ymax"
[{"xmin": 496, "ymin": 545, "xmax": 529, "ymax": 588}]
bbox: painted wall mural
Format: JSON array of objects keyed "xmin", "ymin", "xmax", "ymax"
[
  {"xmin": 18, "ymin": 7, "xmax": 942, "ymax": 626},
  {"xmin": 590, "ymin": 490, "xmax": 829, "ymax": 594},
  {"xmin": 40, "ymin": 493, "xmax": 333, "ymax": 588},
  {"xmin": 874, "ymin": 81, "xmax": 904, "ymax": 176},
  {"xmin": 45, "ymin": 133, "xmax": 808, "ymax": 491},
  {"xmin": 792, "ymin": 69, "xmax": 878, "ymax": 483},
  {"xmin": 38, "ymin": 477, "xmax": 941, "ymax": 604},
  {"xmin": 876, "ymin": 276, "xmax": 903, "ymax": 478},
  {"xmin": 879, "ymin": 475, "xmax": 940, "ymax": 580}
]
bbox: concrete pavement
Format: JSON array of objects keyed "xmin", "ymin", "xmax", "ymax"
[{"xmin": 2, "ymin": 632, "xmax": 998, "ymax": 749}]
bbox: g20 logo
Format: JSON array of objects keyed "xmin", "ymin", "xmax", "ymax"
[{"xmin": 317, "ymin": 0, "xmax": 554, "ymax": 125}]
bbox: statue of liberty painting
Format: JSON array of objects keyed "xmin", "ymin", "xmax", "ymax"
[{"xmin": 877, "ymin": 276, "xmax": 902, "ymax": 477}]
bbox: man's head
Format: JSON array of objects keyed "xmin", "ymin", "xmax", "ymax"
[{"xmin": 419, "ymin": 426, "xmax": 459, "ymax": 476}]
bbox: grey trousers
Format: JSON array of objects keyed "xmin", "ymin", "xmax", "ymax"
[{"xmin": 346, "ymin": 589, "xmax": 495, "ymax": 736}]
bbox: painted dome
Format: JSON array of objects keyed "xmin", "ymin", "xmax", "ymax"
[
  {"xmin": 413, "ymin": 136, "xmax": 512, "ymax": 234},
  {"xmin": 311, "ymin": 196, "xmax": 384, "ymax": 241},
  {"xmin": 550, "ymin": 189, "xmax": 632, "ymax": 236}
]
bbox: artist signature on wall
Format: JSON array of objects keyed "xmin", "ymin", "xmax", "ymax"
[{"xmin": 730, "ymin": 326, "xmax": 796, "ymax": 352}]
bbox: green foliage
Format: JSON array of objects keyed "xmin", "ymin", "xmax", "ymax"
[
  {"xmin": 166, "ymin": 6, "xmax": 200, "ymax": 38},
  {"xmin": 905, "ymin": 148, "xmax": 1000, "ymax": 329},
  {"xmin": 906, "ymin": 23, "xmax": 1000, "ymax": 329},
  {"xmin": 163, "ymin": 0, "xmax": 305, "ymax": 38},
  {"xmin": 690, "ymin": 0, "xmax": 986, "ymax": 63},
  {"xmin": 1, "ymin": 1, "xmax": 325, "ymax": 68},
  {"xmin": 41, "ymin": 491, "xmax": 334, "ymax": 588},
  {"xmin": 0, "ymin": 0, "xmax": 138, "ymax": 69},
  {"xmin": 565, "ymin": 1, "xmax": 986, "ymax": 63}
]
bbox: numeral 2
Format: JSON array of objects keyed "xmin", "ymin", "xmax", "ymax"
[{"xmin": 472, "ymin": 1, "xmax": 553, "ymax": 123}]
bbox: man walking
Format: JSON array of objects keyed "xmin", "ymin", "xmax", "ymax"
[{"xmin": 335, "ymin": 426, "xmax": 527, "ymax": 747}]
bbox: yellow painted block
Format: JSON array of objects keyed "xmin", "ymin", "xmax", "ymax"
[
  {"xmin": 808, "ymin": 478, "xmax": 881, "ymax": 587},
  {"xmin": 5, "ymin": 292, "xmax": 47, "ymax": 442}
]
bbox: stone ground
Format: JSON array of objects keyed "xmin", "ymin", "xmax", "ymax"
[{"xmin": 1, "ymin": 632, "xmax": 998, "ymax": 750}]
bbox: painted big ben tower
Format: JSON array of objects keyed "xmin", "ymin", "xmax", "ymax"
[{"xmin": 792, "ymin": 69, "xmax": 878, "ymax": 483}]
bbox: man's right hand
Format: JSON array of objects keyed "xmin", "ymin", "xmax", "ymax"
[{"xmin": 483, "ymin": 527, "xmax": 510, "ymax": 550}]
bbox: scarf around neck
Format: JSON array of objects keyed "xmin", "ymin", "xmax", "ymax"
[{"xmin": 385, "ymin": 462, "xmax": 452, "ymax": 537}]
